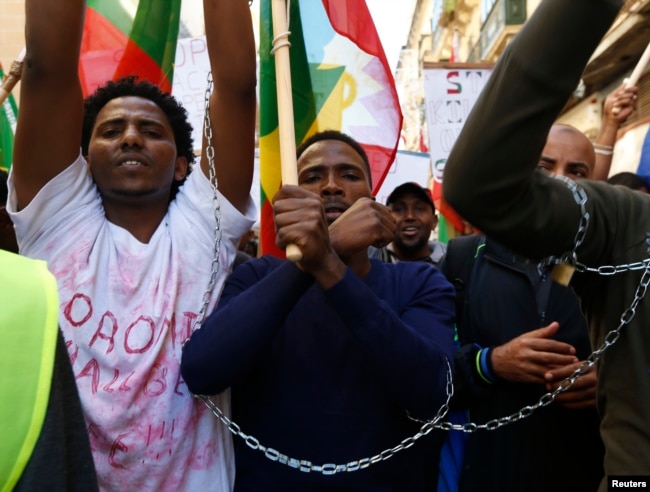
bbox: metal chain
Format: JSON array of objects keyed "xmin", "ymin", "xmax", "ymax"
[
  {"xmin": 191, "ymin": 0, "xmax": 255, "ymax": 322},
  {"xmin": 437, "ymin": 259, "xmax": 650, "ymax": 432},
  {"xmin": 197, "ymin": 361, "xmax": 454, "ymax": 475},
  {"xmin": 575, "ymin": 259, "xmax": 650, "ymax": 275},
  {"xmin": 538, "ymin": 176, "xmax": 589, "ymax": 270},
  {"xmin": 436, "ymin": 177, "xmax": 650, "ymax": 432},
  {"xmin": 191, "ymin": 71, "xmax": 223, "ymax": 333}
]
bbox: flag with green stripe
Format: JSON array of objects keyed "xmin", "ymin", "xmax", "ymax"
[
  {"xmin": 259, "ymin": 0, "xmax": 403, "ymax": 257},
  {"xmin": 0, "ymin": 63, "xmax": 18, "ymax": 171},
  {"xmin": 79, "ymin": 0, "xmax": 182, "ymax": 97}
]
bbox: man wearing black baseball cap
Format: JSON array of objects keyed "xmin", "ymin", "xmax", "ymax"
[{"xmin": 372, "ymin": 182, "xmax": 446, "ymax": 265}]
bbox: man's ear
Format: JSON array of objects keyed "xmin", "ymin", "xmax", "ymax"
[{"xmin": 174, "ymin": 156, "xmax": 189, "ymax": 181}]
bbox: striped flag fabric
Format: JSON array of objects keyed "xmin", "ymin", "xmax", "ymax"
[
  {"xmin": 79, "ymin": 0, "xmax": 182, "ymax": 97},
  {"xmin": 0, "ymin": 63, "xmax": 18, "ymax": 171},
  {"xmin": 259, "ymin": 0, "xmax": 403, "ymax": 257}
]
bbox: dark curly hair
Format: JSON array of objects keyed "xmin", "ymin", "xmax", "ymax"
[
  {"xmin": 296, "ymin": 130, "xmax": 372, "ymax": 188},
  {"xmin": 81, "ymin": 76, "xmax": 195, "ymax": 200},
  {"xmin": 607, "ymin": 171, "xmax": 649, "ymax": 192}
]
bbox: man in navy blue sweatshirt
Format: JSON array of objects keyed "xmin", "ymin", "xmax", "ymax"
[{"xmin": 182, "ymin": 130, "xmax": 456, "ymax": 491}]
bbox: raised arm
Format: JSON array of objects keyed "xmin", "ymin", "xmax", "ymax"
[
  {"xmin": 13, "ymin": 0, "xmax": 85, "ymax": 210},
  {"xmin": 201, "ymin": 0, "xmax": 257, "ymax": 213},
  {"xmin": 443, "ymin": 0, "xmax": 622, "ymax": 258},
  {"xmin": 592, "ymin": 82, "xmax": 638, "ymax": 181}
]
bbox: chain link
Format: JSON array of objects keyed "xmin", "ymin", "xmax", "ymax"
[
  {"xmin": 191, "ymin": 72, "xmax": 223, "ymax": 333},
  {"xmin": 197, "ymin": 361, "xmax": 454, "ymax": 474},
  {"xmin": 538, "ymin": 176, "xmax": 589, "ymax": 270},
  {"xmin": 437, "ymin": 258, "xmax": 650, "ymax": 432},
  {"xmin": 437, "ymin": 177, "xmax": 650, "ymax": 432},
  {"xmin": 574, "ymin": 259, "xmax": 650, "ymax": 275}
]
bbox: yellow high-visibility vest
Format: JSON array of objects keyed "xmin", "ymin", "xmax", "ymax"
[{"xmin": 0, "ymin": 250, "xmax": 59, "ymax": 492}]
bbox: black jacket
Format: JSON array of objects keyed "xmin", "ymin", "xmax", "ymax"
[{"xmin": 441, "ymin": 234, "xmax": 603, "ymax": 492}]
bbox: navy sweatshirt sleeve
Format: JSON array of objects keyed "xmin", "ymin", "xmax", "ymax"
[
  {"xmin": 323, "ymin": 264, "xmax": 456, "ymax": 418},
  {"xmin": 181, "ymin": 256, "xmax": 313, "ymax": 395},
  {"xmin": 181, "ymin": 257, "xmax": 456, "ymax": 419}
]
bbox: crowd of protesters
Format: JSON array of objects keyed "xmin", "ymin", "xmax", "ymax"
[{"xmin": 3, "ymin": 0, "xmax": 650, "ymax": 491}]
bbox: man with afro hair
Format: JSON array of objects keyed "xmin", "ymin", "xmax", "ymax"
[{"xmin": 8, "ymin": 0, "xmax": 257, "ymax": 490}]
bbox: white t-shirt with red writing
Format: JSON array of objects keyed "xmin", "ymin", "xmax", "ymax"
[{"xmin": 8, "ymin": 154, "xmax": 256, "ymax": 491}]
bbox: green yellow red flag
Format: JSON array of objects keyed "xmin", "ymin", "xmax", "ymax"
[
  {"xmin": 259, "ymin": 0, "xmax": 403, "ymax": 257},
  {"xmin": 79, "ymin": 0, "xmax": 182, "ymax": 97}
]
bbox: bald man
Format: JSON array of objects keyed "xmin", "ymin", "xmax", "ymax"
[
  {"xmin": 536, "ymin": 124, "xmax": 596, "ymax": 180},
  {"xmin": 440, "ymin": 123, "xmax": 603, "ymax": 492}
]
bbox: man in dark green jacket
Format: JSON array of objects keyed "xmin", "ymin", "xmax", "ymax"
[{"xmin": 444, "ymin": 0, "xmax": 649, "ymax": 486}]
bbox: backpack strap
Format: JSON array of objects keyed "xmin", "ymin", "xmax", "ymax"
[
  {"xmin": 440, "ymin": 234, "xmax": 485, "ymax": 329},
  {"xmin": 437, "ymin": 235, "xmax": 484, "ymax": 492}
]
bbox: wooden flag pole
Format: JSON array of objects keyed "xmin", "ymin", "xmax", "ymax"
[
  {"xmin": 271, "ymin": 0, "xmax": 302, "ymax": 262},
  {"xmin": 0, "ymin": 50, "xmax": 25, "ymax": 107}
]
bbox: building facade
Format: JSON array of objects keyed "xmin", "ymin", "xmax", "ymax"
[{"xmin": 397, "ymin": 0, "xmax": 650, "ymax": 168}]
